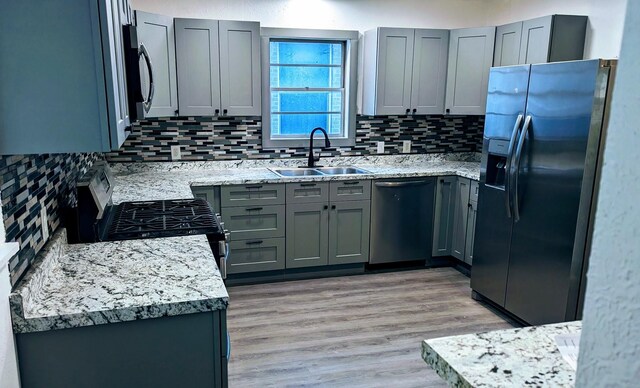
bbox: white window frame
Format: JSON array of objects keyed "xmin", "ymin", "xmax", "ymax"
[{"xmin": 261, "ymin": 28, "xmax": 359, "ymax": 148}]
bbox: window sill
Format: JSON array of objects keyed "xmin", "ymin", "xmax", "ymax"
[{"xmin": 262, "ymin": 137, "xmax": 355, "ymax": 149}]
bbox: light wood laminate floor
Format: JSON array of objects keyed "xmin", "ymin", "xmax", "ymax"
[{"xmin": 226, "ymin": 267, "xmax": 515, "ymax": 388}]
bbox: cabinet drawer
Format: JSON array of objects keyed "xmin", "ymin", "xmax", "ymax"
[
  {"xmin": 221, "ymin": 184, "xmax": 284, "ymax": 207},
  {"xmin": 228, "ymin": 238, "xmax": 285, "ymax": 274},
  {"xmin": 470, "ymin": 180, "xmax": 479, "ymax": 204},
  {"xmin": 286, "ymin": 182, "xmax": 329, "ymax": 204},
  {"xmin": 221, "ymin": 205, "xmax": 285, "ymax": 240},
  {"xmin": 330, "ymin": 180, "xmax": 371, "ymax": 202}
]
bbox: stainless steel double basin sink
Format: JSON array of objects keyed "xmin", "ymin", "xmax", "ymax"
[{"xmin": 269, "ymin": 166, "xmax": 371, "ymax": 177}]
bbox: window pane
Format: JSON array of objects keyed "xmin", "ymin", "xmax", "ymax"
[
  {"xmin": 271, "ymin": 113, "xmax": 342, "ymax": 136},
  {"xmin": 270, "ymin": 41, "xmax": 343, "ymax": 65},
  {"xmin": 270, "ymin": 66, "xmax": 342, "ymax": 88},
  {"xmin": 271, "ymin": 91, "xmax": 342, "ymax": 113}
]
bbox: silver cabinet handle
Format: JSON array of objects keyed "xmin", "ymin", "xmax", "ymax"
[
  {"xmin": 504, "ymin": 114, "xmax": 523, "ymax": 218},
  {"xmin": 138, "ymin": 43, "xmax": 154, "ymax": 113},
  {"xmin": 375, "ymin": 180, "xmax": 431, "ymax": 188},
  {"xmin": 512, "ymin": 115, "xmax": 531, "ymax": 223}
]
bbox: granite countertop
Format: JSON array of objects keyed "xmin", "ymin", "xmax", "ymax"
[
  {"xmin": 422, "ymin": 321, "xmax": 582, "ymax": 387},
  {"xmin": 110, "ymin": 154, "xmax": 481, "ymax": 204},
  {"xmin": 10, "ymin": 230, "xmax": 228, "ymax": 334}
]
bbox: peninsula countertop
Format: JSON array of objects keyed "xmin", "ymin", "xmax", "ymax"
[{"xmin": 422, "ymin": 321, "xmax": 581, "ymax": 387}]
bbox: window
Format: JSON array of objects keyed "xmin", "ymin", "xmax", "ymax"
[{"xmin": 261, "ymin": 29, "xmax": 358, "ymax": 148}]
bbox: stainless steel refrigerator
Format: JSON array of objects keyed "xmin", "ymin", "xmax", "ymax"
[{"xmin": 470, "ymin": 59, "xmax": 616, "ymax": 325}]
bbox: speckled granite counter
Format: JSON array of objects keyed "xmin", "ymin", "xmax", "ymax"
[
  {"xmin": 422, "ymin": 321, "xmax": 581, "ymax": 387},
  {"xmin": 109, "ymin": 154, "xmax": 481, "ymax": 204},
  {"xmin": 10, "ymin": 229, "xmax": 228, "ymax": 334}
]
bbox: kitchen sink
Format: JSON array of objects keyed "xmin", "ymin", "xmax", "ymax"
[
  {"xmin": 270, "ymin": 166, "xmax": 371, "ymax": 177},
  {"xmin": 315, "ymin": 167, "xmax": 370, "ymax": 175},
  {"xmin": 271, "ymin": 168, "xmax": 324, "ymax": 177}
]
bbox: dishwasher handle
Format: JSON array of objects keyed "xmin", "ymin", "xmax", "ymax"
[{"xmin": 374, "ymin": 180, "xmax": 431, "ymax": 188}]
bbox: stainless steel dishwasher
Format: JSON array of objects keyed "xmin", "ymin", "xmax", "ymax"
[{"xmin": 369, "ymin": 178, "xmax": 435, "ymax": 264}]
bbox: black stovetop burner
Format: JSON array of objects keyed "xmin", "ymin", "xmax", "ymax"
[{"xmin": 106, "ymin": 198, "xmax": 222, "ymax": 241}]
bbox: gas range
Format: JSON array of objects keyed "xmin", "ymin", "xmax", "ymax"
[{"xmin": 66, "ymin": 162, "xmax": 229, "ymax": 277}]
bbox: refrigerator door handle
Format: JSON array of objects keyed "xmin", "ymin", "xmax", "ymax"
[
  {"xmin": 504, "ymin": 114, "xmax": 524, "ymax": 218},
  {"xmin": 512, "ymin": 115, "xmax": 532, "ymax": 223}
]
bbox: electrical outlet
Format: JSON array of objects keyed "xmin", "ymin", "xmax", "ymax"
[
  {"xmin": 171, "ymin": 145, "xmax": 181, "ymax": 160},
  {"xmin": 40, "ymin": 206, "xmax": 49, "ymax": 242},
  {"xmin": 403, "ymin": 140, "xmax": 412, "ymax": 153},
  {"xmin": 377, "ymin": 141, "xmax": 385, "ymax": 154}
]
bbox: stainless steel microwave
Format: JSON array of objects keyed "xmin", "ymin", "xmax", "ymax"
[{"xmin": 122, "ymin": 24, "xmax": 154, "ymax": 122}]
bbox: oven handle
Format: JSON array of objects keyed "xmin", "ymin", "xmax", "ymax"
[{"xmin": 218, "ymin": 239, "xmax": 229, "ymax": 279}]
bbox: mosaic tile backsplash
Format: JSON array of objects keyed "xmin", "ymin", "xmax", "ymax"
[
  {"xmin": 106, "ymin": 115, "xmax": 485, "ymax": 162},
  {"xmin": 1, "ymin": 153, "xmax": 101, "ymax": 285}
]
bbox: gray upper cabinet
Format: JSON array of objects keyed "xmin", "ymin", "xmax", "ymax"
[
  {"xmin": 494, "ymin": 22, "xmax": 523, "ymax": 67},
  {"xmin": 451, "ymin": 178, "xmax": 471, "ymax": 260},
  {"xmin": 362, "ymin": 27, "xmax": 448, "ymax": 115},
  {"xmin": 411, "ymin": 29, "xmax": 449, "ymax": 114},
  {"xmin": 328, "ymin": 200, "xmax": 371, "ymax": 265},
  {"xmin": 136, "ymin": 11, "xmax": 178, "ymax": 117},
  {"xmin": 432, "ymin": 176, "xmax": 457, "ymax": 257},
  {"xmin": 494, "ymin": 15, "xmax": 587, "ymax": 66},
  {"xmin": 218, "ymin": 21, "xmax": 261, "ymax": 116},
  {"xmin": 175, "ymin": 18, "xmax": 221, "ymax": 116},
  {"xmin": 445, "ymin": 26, "xmax": 496, "ymax": 115},
  {"xmin": 286, "ymin": 203, "xmax": 330, "ymax": 269},
  {"xmin": 0, "ymin": 0, "xmax": 131, "ymax": 154},
  {"xmin": 175, "ymin": 18, "xmax": 261, "ymax": 116}
]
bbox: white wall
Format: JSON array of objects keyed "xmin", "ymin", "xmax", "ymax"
[
  {"xmin": 132, "ymin": 0, "xmax": 626, "ymax": 59},
  {"xmin": 130, "ymin": 0, "xmax": 499, "ymax": 31},
  {"xmin": 576, "ymin": 0, "xmax": 640, "ymax": 385},
  {"xmin": 492, "ymin": 0, "xmax": 627, "ymax": 59}
]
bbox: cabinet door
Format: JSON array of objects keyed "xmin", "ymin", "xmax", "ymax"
[
  {"xmin": 191, "ymin": 186, "xmax": 221, "ymax": 214},
  {"xmin": 432, "ymin": 177, "xmax": 457, "ymax": 256},
  {"xmin": 328, "ymin": 200, "xmax": 371, "ymax": 265},
  {"xmin": 228, "ymin": 238, "xmax": 285, "ymax": 274},
  {"xmin": 445, "ymin": 27, "xmax": 496, "ymax": 115},
  {"xmin": 136, "ymin": 11, "xmax": 178, "ymax": 117},
  {"xmin": 286, "ymin": 203, "xmax": 329, "ymax": 268},
  {"xmin": 410, "ymin": 29, "xmax": 449, "ymax": 114},
  {"xmin": 222, "ymin": 205, "xmax": 285, "ymax": 240},
  {"xmin": 374, "ymin": 28, "xmax": 415, "ymax": 115},
  {"xmin": 103, "ymin": 0, "xmax": 130, "ymax": 149},
  {"xmin": 465, "ymin": 200, "xmax": 477, "ymax": 265},
  {"xmin": 519, "ymin": 16, "xmax": 552, "ymax": 65},
  {"xmin": 218, "ymin": 21, "xmax": 261, "ymax": 116},
  {"xmin": 451, "ymin": 178, "xmax": 471, "ymax": 260},
  {"xmin": 494, "ymin": 22, "xmax": 523, "ymax": 66},
  {"xmin": 175, "ymin": 18, "xmax": 221, "ymax": 116}
]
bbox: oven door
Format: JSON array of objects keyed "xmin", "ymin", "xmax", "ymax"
[{"xmin": 122, "ymin": 24, "xmax": 154, "ymax": 123}]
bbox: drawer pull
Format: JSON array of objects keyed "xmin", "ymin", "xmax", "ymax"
[
  {"xmin": 343, "ymin": 181, "xmax": 360, "ymax": 185},
  {"xmin": 245, "ymin": 185, "xmax": 263, "ymax": 189},
  {"xmin": 300, "ymin": 183, "xmax": 316, "ymax": 187},
  {"xmin": 245, "ymin": 207, "xmax": 263, "ymax": 211},
  {"xmin": 245, "ymin": 240, "xmax": 264, "ymax": 245}
]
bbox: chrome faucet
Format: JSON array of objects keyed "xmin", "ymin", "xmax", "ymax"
[{"xmin": 307, "ymin": 127, "xmax": 331, "ymax": 168}]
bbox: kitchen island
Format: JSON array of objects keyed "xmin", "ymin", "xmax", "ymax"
[{"xmin": 422, "ymin": 321, "xmax": 581, "ymax": 387}]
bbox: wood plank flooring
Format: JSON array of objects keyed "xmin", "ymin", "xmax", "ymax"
[{"xmin": 226, "ymin": 267, "xmax": 515, "ymax": 388}]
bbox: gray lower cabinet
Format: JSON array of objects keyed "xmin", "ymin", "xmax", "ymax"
[
  {"xmin": 221, "ymin": 184, "xmax": 285, "ymax": 207},
  {"xmin": 445, "ymin": 26, "xmax": 496, "ymax": 115},
  {"xmin": 286, "ymin": 182, "xmax": 329, "ymax": 204},
  {"xmin": 228, "ymin": 238, "xmax": 285, "ymax": 274},
  {"xmin": 494, "ymin": 15, "xmax": 587, "ymax": 66},
  {"xmin": 432, "ymin": 176, "xmax": 457, "ymax": 256},
  {"xmin": 16, "ymin": 311, "xmax": 228, "ymax": 388},
  {"xmin": 221, "ymin": 205, "xmax": 285, "ymax": 240},
  {"xmin": 135, "ymin": 11, "xmax": 178, "ymax": 117},
  {"xmin": 328, "ymin": 200, "xmax": 371, "ymax": 265},
  {"xmin": 192, "ymin": 186, "xmax": 221, "ymax": 214},
  {"xmin": 451, "ymin": 178, "xmax": 471, "ymax": 260},
  {"xmin": 286, "ymin": 202, "xmax": 330, "ymax": 269}
]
